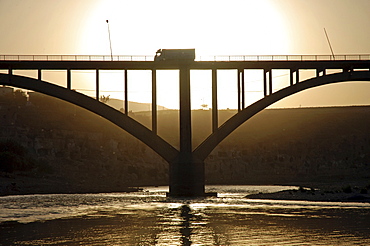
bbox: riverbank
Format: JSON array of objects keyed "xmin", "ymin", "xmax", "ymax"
[
  {"xmin": 0, "ymin": 173, "xmax": 140, "ymax": 196},
  {"xmin": 246, "ymin": 182, "xmax": 370, "ymax": 202},
  {"xmin": 3, "ymin": 173, "xmax": 370, "ymax": 203}
]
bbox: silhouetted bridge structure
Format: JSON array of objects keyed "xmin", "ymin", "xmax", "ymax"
[{"xmin": 1, "ymin": 54, "xmax": 370, "ymax": 197}]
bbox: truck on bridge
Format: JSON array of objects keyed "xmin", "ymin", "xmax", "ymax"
[{"xmin": 154, "ymin": 49, "xmax": 195, "ymax": 61}]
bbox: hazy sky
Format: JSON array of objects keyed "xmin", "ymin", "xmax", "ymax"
[{"xmin": 0, "ymin": 0, "xmax": 369, "ymax": 109}]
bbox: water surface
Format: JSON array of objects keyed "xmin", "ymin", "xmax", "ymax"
[{"xmin": 1, "ymin": 185, "xmax": 369, "ymax": 245}]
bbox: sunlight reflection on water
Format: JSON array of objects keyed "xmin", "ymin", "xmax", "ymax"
[{"xmin": 1, "ymin": 185, "xmax": 369, "ymax": 245}]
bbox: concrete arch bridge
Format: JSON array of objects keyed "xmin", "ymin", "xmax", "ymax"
[{"xmin": 1, "ymin": 55, "xmax": 370, "ymax": 196}]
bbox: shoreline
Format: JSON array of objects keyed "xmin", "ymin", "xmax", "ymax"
[
  {"xmin": 246, "ymin": 186, "xmax": 370, "ymax": 203},
  {"xmin": 2, "ymin": 172, "xmax": 369, "ymax": 203},
  {"xmin": 0, "ymin": 174, "xmax": 142, "ymax": 196}
]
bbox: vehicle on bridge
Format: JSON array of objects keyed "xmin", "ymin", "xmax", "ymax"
[{"xmin": 154, "ymin": 49, "xmax": 195, "ymax": 61}]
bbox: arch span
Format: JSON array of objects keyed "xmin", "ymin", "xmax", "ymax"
[
  {"xmin": 194, "ymin": 71, "xmax": 370, "ymax": 161},
  {"xmin": 0, "ymin": 73, "xmax": 178, "ymax": 163}
]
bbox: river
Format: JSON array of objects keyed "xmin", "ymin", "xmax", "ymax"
[{"xmin": 1, "ymin": 185, "xmax": 369, "ymax": 245}]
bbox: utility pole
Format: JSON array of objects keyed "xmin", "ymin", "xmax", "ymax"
[{"xmin": 106, "ymin": 20, "xmax": 113, "ymax": 61}]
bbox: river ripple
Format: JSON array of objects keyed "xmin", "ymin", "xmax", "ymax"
[{"xmin": 1, "ymin": 185, "xmax": 369, "ymax": 245}]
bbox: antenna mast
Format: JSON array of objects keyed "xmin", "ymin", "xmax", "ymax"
[{"xmin": 324, "ymin": 28, "xmax": 335, "ymax": 60}]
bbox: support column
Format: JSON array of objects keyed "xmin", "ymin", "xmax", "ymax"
[
  {"xmin": 169, "ymin": 66, "xmax": 205, "ymax": 197},
  {"xmin": 268, "ymin": 69, "xmax": 272, "ymax": 95},
  {"xmin": 316, "ymin": 69, "xmax": 326, "ymax": 77},
  {"xmin": 237, "ymin": 70, "xmax": 241, "ymax": 111},
  {"xmin": 124, "ymin": 69, "xmax": 128, "ymax": 114},
  {"xmin": 152, "ymin": 69, "xmax": 157, "ymax": 134},
  {"xmin": 290, "ymin": 69, "xmax": 294, "ymax": 86},
  {"xmin": 38, "ymin": 69, "xmax": 42, "ymax": 81},
  {"xmin": 296, "ymin": 69, "xmax": 299, "ymax": 83},
  {"xmin": 241, "ymin": 69, "xmax": 245, "ymax": 108},
  {"xmin": 263, "ymin": 69, "xmax": 268, "ymax": 96},
  {"xmin": 8, "ymin": 67, "xmax": 12, "ymax": 83},
  {"xmin": 67, "ymin": 69, "xmax": 71, "ymax": 89},
  {"xmin": 96, "ymin": 69, "xmax": 99, "ymax": 100},
  {"xmin": 179, "ymin": 67, "xmax": 192, "ymax": 154},
  {"xmin": 212, "ymin": 68, "xmax": 218, "ymax": 133}
]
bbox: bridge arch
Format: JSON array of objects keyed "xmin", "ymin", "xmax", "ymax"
[
  {"xmin": 194, "ymin": 71, "xmax": 370, "ymax": 161},
  {"xmin": 0, "ymin": 73, "xmax": 178, "ymax": 163}
]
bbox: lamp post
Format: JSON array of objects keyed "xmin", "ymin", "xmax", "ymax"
[
  {"xmin": 106, "ymin": 20, "xmax": 113, "ymax": 61},
  {"xmin": 324, "ymin": 28, "xmax": 335, "ymax": 60}
]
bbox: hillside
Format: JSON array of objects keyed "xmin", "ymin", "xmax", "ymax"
[
  {"xmin": 106, "ymin": 98, "xmax": 168, "ymax": 112},
  {"xmin": 0, "ymin": 88, "xmax": 369, "ymax": 194},
  {"xmin": 203, "ymin": 107, "xmax": 370, "ymax": 185}
]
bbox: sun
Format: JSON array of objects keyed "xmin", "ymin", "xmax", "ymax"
[
  {"xmin": 76, "ymin": 0, "xmax": 290, "ymax": 110},
  {"xmin": 79, "ymin": 0, "xmax": 289, "ymax": 56}
]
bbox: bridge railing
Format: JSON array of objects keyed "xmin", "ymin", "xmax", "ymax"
[
  {"xmin": 0, "ymin": 55, "xmax": 155, "ymax": 61},
  {"xmin": 197, "ymin": 54, "xmax": 370, "ymax": 61},
  {"xmin": 1, "ymin": 54, "xmax": 370, "ymax": 62}
]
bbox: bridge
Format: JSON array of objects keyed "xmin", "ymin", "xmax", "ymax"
[{"xmin": 1, "ymin": 54, "xmax": 370, "ymax": 197}]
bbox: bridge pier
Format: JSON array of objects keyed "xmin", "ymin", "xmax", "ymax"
[
  {"xmin": 169, "ymin": 155, "xmax": 205, "ymax": 197},
  {"xmin": 168, "ymin": 65, "xmax": 206, "ymax": 197}
]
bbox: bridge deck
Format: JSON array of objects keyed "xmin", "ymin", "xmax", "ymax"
[
  {"xmin": 1, "ymin": 60, "xmax": 370, "ymax": 70},
  {"xmin": 1, "ymin": 54, "xmax": 370, "ymax": 62}
]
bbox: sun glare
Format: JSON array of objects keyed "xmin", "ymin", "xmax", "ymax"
[
  {"xmin": 76, "ymin": 0, "xmax": 289, "ymax": 109},
  {"xmin": 80, "ymin": 0, "xmax": 289, "ymax": 56}
]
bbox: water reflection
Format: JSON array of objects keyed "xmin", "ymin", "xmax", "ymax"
[
  {"xmin": 0, "ymin": 186, "xmax": 370, "ymax": 245},
  {"xmin": 180, "ymin": 205, "xmax": 192, "ymax": 245}
]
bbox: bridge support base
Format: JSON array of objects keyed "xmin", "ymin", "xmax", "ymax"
[
  {"xmin": 169, "ymin": 156, "xmax": 206, "ymax": 197},
  {"xmin": 167, "ymin": 66, "xmax": 208, "ymax": 197}
]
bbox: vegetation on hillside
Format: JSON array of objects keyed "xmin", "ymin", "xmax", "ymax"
[
  {"xmin": 0, "ymin": 139, "xmax": 34, "ymax": 173},
  {"xmin": 0, "ymin": 86, "xmax": 369, "ymax": 195}
]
